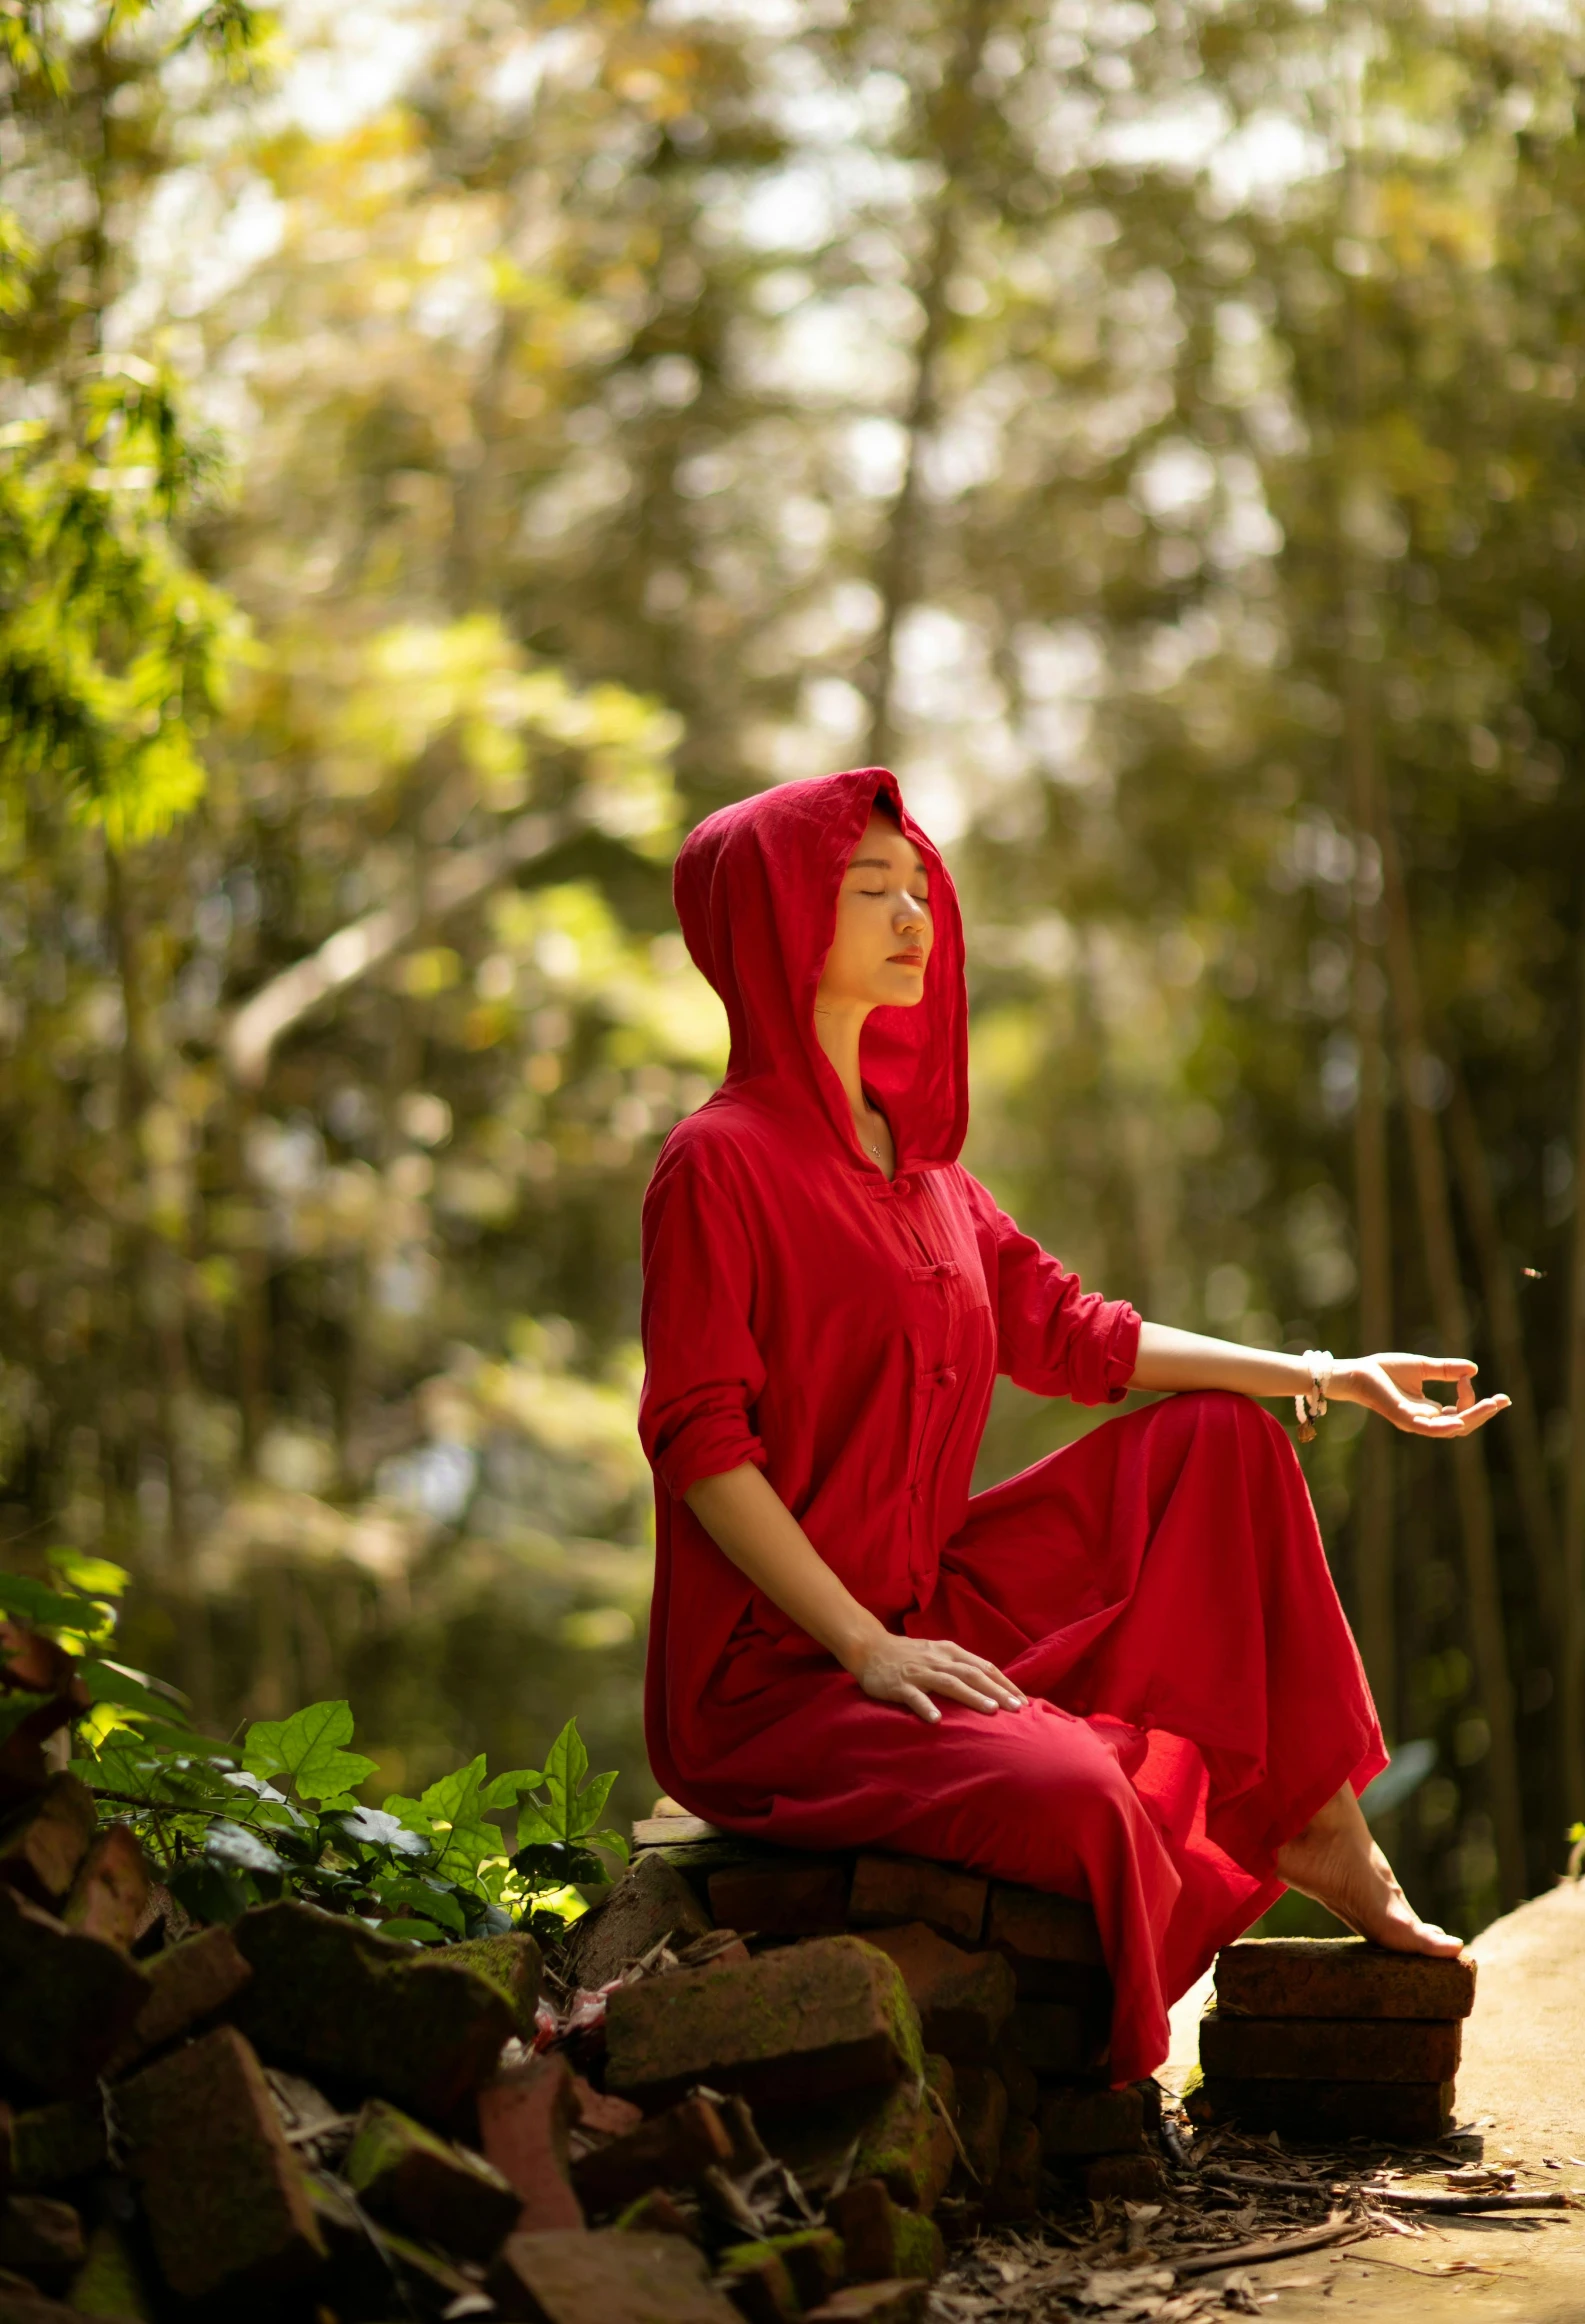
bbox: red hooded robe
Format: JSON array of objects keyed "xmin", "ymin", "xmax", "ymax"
[{"xmin": 639, "ymin": 768, "xmax": 1384, "ymax": 2083}]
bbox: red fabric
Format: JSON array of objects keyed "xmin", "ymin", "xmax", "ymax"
[{"xmin": 639, "ymin": 768, "xmax": 1385, "ymax": 2084}]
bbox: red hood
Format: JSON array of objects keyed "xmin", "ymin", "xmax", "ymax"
[{"xmin": 673, "ymin": 768, "xmax": 968, "ymax": 1171}]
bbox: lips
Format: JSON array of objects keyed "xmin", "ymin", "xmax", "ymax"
[{"xmin": 888, "ymin": 952, "xmax": 924, "ymax": 967}]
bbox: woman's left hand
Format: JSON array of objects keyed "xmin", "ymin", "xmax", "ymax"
[{"xmin": 1333, "ymin": 1354, "xmax": 1510, "ymax": 1438}]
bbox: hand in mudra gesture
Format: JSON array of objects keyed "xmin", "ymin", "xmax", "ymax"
[
  {"xmin": 1335, "ymin": 1354, "xmax": 1509, "ymax": 1439},
  {"xmin": 855, "ymin": 1633, "xmax": 1026, "ymax": 1725}
]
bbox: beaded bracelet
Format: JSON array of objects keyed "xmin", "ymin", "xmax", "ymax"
[{"xmin": 1295, "ymin": 1349, "xmax": 1334, "ymax": 1442}]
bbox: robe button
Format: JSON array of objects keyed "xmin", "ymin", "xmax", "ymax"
[{"xmin": 937, "ymin": 1367, "xmax": 957, "ymax": 1387}]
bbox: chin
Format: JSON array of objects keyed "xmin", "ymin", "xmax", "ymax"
[{"xmin": 875, "ymin": 971, "xmax": 927, "ymax": 1006}]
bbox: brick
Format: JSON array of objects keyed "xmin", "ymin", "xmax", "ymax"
[
  {"xmin": 848, "ymin": 1855, "xmax": 987, "ymax": 1944},
  {"xmin": 0, "ymin": 1624, "xmax": 86, "ymax": 1808},
  {"xmin": 107, "ymin": 1923, "xmax": 252, "ymax": 2073},
  {"xmin": 720, "ymin": 2230, "xmax": 843, "ymax": 2311},
  {"xmin": 1010, "ymin": 1998, "xmax": 1109, "ymax": 2081},
  {"xmin": 828, "ymin": 2181, "xmax": 944, "ymax": 2283},
  {"xmin": 1200, "ymin": 2010, "xmax": 1461, "ymax": 2084},
  {"xmin": 951, "ymin": 2065, "xmax": 1007, "ymax": 2187},
  {"xmin": 1214, "ymin": 1937, "xmax": 1477, "ymax": 2022},
  {"xmin": 5, "ymin": 2101, "xmax": 104, "ymax": 2191},
  {"xmin": 857, "ymin": 1924, "xmax": 1013, "ymax": 2064},
  {"xmin": 118, "ymin": 2025, "xmax": 326, "ymax": 2299},
  {"xmin": 1188, "ymin": 2077, "xmax": 1455, "ymax": 2143},
  {"xmin": 614, "ymin": 2188, "xmax": 700, "ymax": 2240},
  {"xmin": 439, "ymin": 1931, "xmax": 544, "ymax": 2037},
  {"xmin": 571, "ymin": 2075, "xmax": 643, "ymax": 2140},
  {"xmin": 632, "ymin": 1816, "xmax": 726, "ymax": 1847},
  {"xmin": 572, "ymin": 2094, "xmax": 734, "ymax": 2214},
  {"xmin": 0, "ymin": 2197, "xmax": 83, "ymax": 2284},
  {"xmin": 605, "ymin": 1936, "xmax": 923, "ymax": 2113},
  {"xmin": 59, "ymin": 1826, "xmax": 147, "ymax": 1950},
  {"xmin": 230, "ymin": 1898, "xmax": 518, "ymax": 2119},
  {"xmin": 759, "ymin": 2057, "xmax": 953, "ymax": 2212},
  {"xmin": 991, "ymin": 2023, "xmax": 1039, "ymax": 2120},
  {"xmin": 986, "ymin": 1886, "xmax": 1105, "ymax": 1968},
  {"xmin": 307, "ymin": 2169, "xmax": 476, "ymax": 2311},
  {"xmin": 65, "ymin": 2216, "xmax": 152, "ymax": 2321},
  {"xmin": 805, "ymin": 2285, "xmax": 930, "ymax": 2324},
  {"xmin": 717, "ymin": 2243, "xmax": 798, "ymax": 2324},
  {"xmin": 477, "ymin": 2053, "xmax": 585, "ymax": 2232},
  {"xmin": 0, "ymin": 1889, "xmax": 150, "ymax": 2099},
  {"xmin": 0, "ymin": 1779, "xmax": 96, "ymax": 1911},
  {"xmin": 565, "ymin": 1852, "xmax": 713, "ymax": 1989},
  {"xmin": 1037, "ymin": 2084, "xmax": 1147, "ymax": 2158},
  {"xmin": 489, "ymin": 2226, "xmax": 744, "ymax": 2321},
  {"xmin": 982, "ymin": 2115, "xmax": 1041, "ymax": 2223},
  {"xmin": 707, "ymin": 1857, "xmax": 850, "ymax": 1939},
  {"xmin": 1084, "ymin": 2154, "xmax": 1167, "ymax": 2202},
  {"xmin": 345, "ymin": 2097, "xmax": 520, "ymax": 2258}
]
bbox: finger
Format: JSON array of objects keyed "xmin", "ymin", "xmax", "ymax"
[
  {"xmin": 897, "ymin": 1684, "xmax": 942, "ymax": 1725},
  {"xmin": 1420, "ymin": 1358, "xmax": 1478, "ymax": 1382},
  {"xmin": 922, "ymin": 1673, "xmax": 1003, "ymax": 1713},
  {"xmin": 930, "ymin": 1647, "xmax": 1027, "ymax": 1706},
  {"xmin": 1407, "ymin": 1396, "xmax": 1509, "ymax": 1438}
]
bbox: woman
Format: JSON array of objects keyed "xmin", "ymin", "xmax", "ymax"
[{"xmin": 638, "ymin": 768, "xmax": 1507, "ymax": 2084}]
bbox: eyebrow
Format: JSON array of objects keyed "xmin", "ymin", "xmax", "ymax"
[{"xmin": 849, "ymin": 854, "xmax": 929, "ymax": 878}]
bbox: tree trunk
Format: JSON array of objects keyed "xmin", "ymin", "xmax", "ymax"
[
  {"xmin": 1560, "ymin": 925, "xmax": 1585, "ymax": 1822},
  {"xmin": 862, "ymin": 0, "xmax": 997, "ymax": 764},
  {"xmin": 1376, "ymin": 814, "xmax": 1526, "ymax": 1905}
]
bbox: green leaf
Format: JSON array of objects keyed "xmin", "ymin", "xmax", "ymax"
[
  {"xmin": 46, "ymin": 1550, "xmax": 129, "ymax": 1599},
  {"xmin": 371, "ymin": 1874, "xmax": 467, "ymax": 1935},
  {"xmin": 329, "ymin": 1805, "xmax": 429, "ymax": 1858},
  {"xmin": 242, "ymin": 1700, "xmax": 377, "ymax": 1805},
  {"xmin": 81, "ymin": 1659, "xmax": 192, "ymax": 1723},
  {"xmin": 530, "ymin": 1719, "xmax": 619, "ymax": 1846},
  {"xmin": 482, "ymin": 1766, "xmax": 545, "ymax": 1809},
  {"xmin": 205, "ymin": 1819, "xmax": 286, "ymax": 1875},
  {"xmin": 0, "ymin": 1575, "xmax": 100, "ymax": 1630},
  {"xmin": 377, "ymin": 1917, "xmax": 449, "ymax": 1945}
]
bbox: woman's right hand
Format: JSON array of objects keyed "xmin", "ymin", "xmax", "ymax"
[{"xmin": 852, "ymin": 1633, "xmax": 1027, "ymax": 1724}]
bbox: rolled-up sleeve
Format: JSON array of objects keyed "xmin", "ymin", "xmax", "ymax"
[
  {"xmin": 983, "ymin": 1195, "xmax": 1141, "ymax": 1406},
  {"xmin": 639, "ymin": 1144, "xmax": 769, "ymax": 1497}
]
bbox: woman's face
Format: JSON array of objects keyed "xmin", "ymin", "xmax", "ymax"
[{"xmin": 816, "ymin": 811, "xmax": 933, "ymax": 1013}]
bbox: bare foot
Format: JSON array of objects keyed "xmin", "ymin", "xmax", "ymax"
[{"xmin": 1274, "ymin": 1782, "xmax": 1463, "ymax": 1957}]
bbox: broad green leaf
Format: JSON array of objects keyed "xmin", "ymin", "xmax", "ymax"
[
  {"xmin": 378, "ymin": 1917, "xmax": 449, "ymax": 1945},
  {"xmin": 82, "ymin": 1659, "xmax": 191, "ymax": 1723},
  {"xmin": 415, "ymin": 1755, "xmax": 490, "ymax": 1829},
  {"xmin": 330, "ymin": 1805, "xmax": 429, "ymax": 1858},
  {"xmin": 242, "ymin": 1701, "xmax": 377, "ymax": 1805},
  {"xmin": 482, "ymin": 1767, "xmax": 544, "ymax": 1809},
  {"xmin": 0, "ymin": 1575, "xmax": 100, "ymax": 1630},
  {"xmin": 46, "ymin": 1551, "xmax": 129, "ymax": 1599},
  {"xmin": 205, "ymin": 1820, "xmax": 286, "ymax": 1875},
  {"xmin": 371, "ymin": 1874, "xmax": 466, "ymax": 1935}
]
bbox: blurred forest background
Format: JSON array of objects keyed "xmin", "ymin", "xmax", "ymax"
[{"xmin": 4, "ymin": 0, "xmax": 1585, "ymax": 1939}]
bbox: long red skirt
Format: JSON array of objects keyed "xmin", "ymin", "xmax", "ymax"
[{"xmin": 675, "ymin": 1391, "xmax": 1386, "ymax": 2085}]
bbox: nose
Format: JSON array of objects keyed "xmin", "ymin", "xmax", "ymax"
[{"xmin": 894, "ymin": 892, "xmax": 927, "ymax": 934}]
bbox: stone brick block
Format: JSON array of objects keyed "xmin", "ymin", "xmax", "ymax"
[
  {"xmin": 605, "ymin": 1936, "xmax": 923, "ymax": 2113},
  {"xmin": 0, "ymin": 1780, "xmax": 96, "ymax": 1911},
  {"xmin": 1009, "ymin": 1998, "xmax": 1109, "ymax": 2080},
  {"xmin": 986, "ymin": 1886, "xmax": 1105, "ymax": 1968},
  {"xmin": 476, "ymin": 2053, "xmax": 585, "ymax": 2233},
  {"xmin": 0, "ymin": 1889, "xmax": 150, "ymax": 2099},
  {"xmin": 572, "ymin": 2094, "xmax": 734, "ymax": 2215},
  {"xmin": 614, "ymin": 2188, "xmax": 700, "ymax": 2240},
  {"xmin": 1083, "ymin": 2153, "xmax": 1167, "ymax": 2202},
  {"xmin": 230, "ymin": 1898, "xmax": 517, "ymax": 2119},
  {"xmin": 827, "ymin": 2181, "xmax": 944, "ymax": 2283},
  {"xmin": 0, "ymin": 2197, "xmax": 83, "ymax": 2285},
  {"xmin": 719, "ymin": 2230, "xmax": 843, "ymax": 2311},
  {"xmin": 571, "ymin": 2075, "xmax": 643, "ymax": 2140},
  {"xmin": 632, "ymin": 1817, "xmax": 726, "ymax": 1847},
  {"xmin": 346, "ymin": 2096, "xmax": 520, "ymax": 2258},
  {"xmin": 489, "ymin": 2226, "xmax": 744, "ymax": 2321},
  {"xmin": 717, "ymin": 2242, "xmax": 798, "ymax": 2324},
  {"xmin": 1037, "ymin": 2084, "xmax": 1146, "ymax": 2158},
  {"xmin": 565, "ymin": 1853, "xmax": 713, "ymax": 1991},
  {"xmin": 847, "ymin": 1856, "xmax": 987, "ymax": 1944},
  {"xmin": 951, "ymin": 2065, "xmax": 1007, "ymax": 2188},
  {"xmin": 759, "ymin": 2057, "xmax": 952, "ymax": 2212},
  {"xmin": 0, "ymin": 1625, "xmax": 86, "ymax": 1808},
  {"xmin": 982, "ymin": 2114, "xmax": 1041, "ymax": 2223},
  {"xmin": 804, "ymin": 2285, "xmax": 930, "ymax": 2324},
  {"xmin": 1213, "ymin": 1937, "xmax": 1477, "ymax": 2022},
  {"xmin": 439, "ymin": 1931, "xmax": 544, "ymax": 2037},
  {"xmin": 707, "ymin": 1858, "xmax": 850, "ymax": 1939},
  {"xmin": 107, "ymin": 1923, "xmax": 253, "ymax": 2073},
  {"xmin": 1188, "ymin": 2077, "xmax": 1455, "ymax": 2142},
  {"xmin": 118, "ymin": 2024, "xmax": 326, "ymax": 2299},
  {"xmin": 857, "ymin": 1924, "xmax": 1014, "ymax": 2064},
  {"xmin": 1200, "ymin": 2010, "xmax": 1461, "ymax": 2084},
  {"xmin": 990, "ymin": 2024, "xmax": 1039, "ymax": 2120},
  {"xmin": 5, "ymin": 2101, "xmax": 104, "ymax": 2192}
]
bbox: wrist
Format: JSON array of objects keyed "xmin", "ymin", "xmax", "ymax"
[{"xmin": 832, "ymin": 1612, "xmax": 888, "ymax": 1676}]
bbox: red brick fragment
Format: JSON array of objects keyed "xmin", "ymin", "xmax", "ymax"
[
  {"xmin": 0, "ymin": 1889, "xmax": 149, "ymax": 2099},
  {"xmin": 565, "ymin": 1852, "xmax": 712, "ymax": 1989},
  {"xmin": 827, "ymin": 2180, "xmax": 944, "ymax": 2283},
  {"xmin": 849, "ymin": 1854, "xmax": 988, "ymax": 1944},
  {"xmin": 0, "ymin": 2194, "xmax": 83, "ymax": 2283},
  {"xmin": 951, "ymin": 2064, "xmax": 1007, "ymax": 2188},
  {"xmin": 614, "ymin": 2187, "xmax": 701, "ymax": 2240},
  {"xmin": 1188, "ymin": 2077, "xmax": 1455, "ymax": 2142},
  {"xmin": 991, "ymin": 2022, "xmax": 1039, "ymax": 2119},
  {"xmin": 987, "ymin": 1886, "xmax": 1104, "ymax": 1964},
  {"xmin": 1009, "ymin": 1997, "xmax": 1108, "ymax": 2079},
  {"xmin": 717, "ymin": 2242, "xmax": 798, "ymax": 2323},
  {"xmin": 0, "ymin": 1778, "xmax": 96, "ymax": 1910},
  {"xmin": 805, "ymin": 2282, "xmax": 931, "ymax": 2324},
  {"xmin": 856, "ymin": 1924, "xmax": 1013, "ymax": 2064},
  {"xmin": 108, "ymin": 1922, "xmax": 253, "ymax": 2073},
  {"xmin": 983, "ymin": 2116, "xmax": 1042, "ymax": 2222},
  {"xmin": 489, "ymin": 2225, "xmax": 743, "ymax": 2321},
  {"xmin": 706, "ymin": 1857, "xmax": 850, "ymax": 1939},
  {"xmin": 60, "ymin": 1824, "xmax": 147, "ymax": 1948},
  {"xmin": 1213, "ymin": 1936, "xmax": 1476, "ymax": 2021},
  {"xmin": 1083, "ymin": 2153, "xmax": 1166, "ymax": 2201},
  {"xmin": 0, "ymin": 1625, "xmax": 87, "ymax": 1807},
  {"xmin": 571, "ymin": 2073, "xmax": 643, "ymax": 2140},
  {"xmin": 1037, "ymin": 2084, "xmax": 1146, "ymax": 2158},
  {"xmin": 477, "ymin": 2052, "xmax": 586, "ymax": 2233},
  {"xmin": 573, "ymin": 2094, "xmax": 735, "ymax": 2215},
  {"xmin": 118, "ymin": 2024, "xmax": 326, "ymax": 2299},
  {"xmin": 346, "ymin": 2097, "xmax": 521, "ymax": 2259}
]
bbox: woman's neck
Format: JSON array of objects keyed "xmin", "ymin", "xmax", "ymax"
[{"xmin": 811, "ymin": 999, "xmax": 868, "ymax": 1123}]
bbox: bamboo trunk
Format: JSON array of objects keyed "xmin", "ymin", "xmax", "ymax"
[{"xmin": 1376, "ymin": 816, "xmax": 1526, "ymax": 1905}]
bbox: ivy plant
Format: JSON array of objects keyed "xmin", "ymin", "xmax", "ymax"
[{"xmin": 1, "ymin": 1555, "xmax": 625, "ymax": 1943}]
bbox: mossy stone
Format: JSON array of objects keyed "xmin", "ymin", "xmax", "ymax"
[{"xmin": 345, "ymin": 2097, "xmax": 519, "ymax": 2259}]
